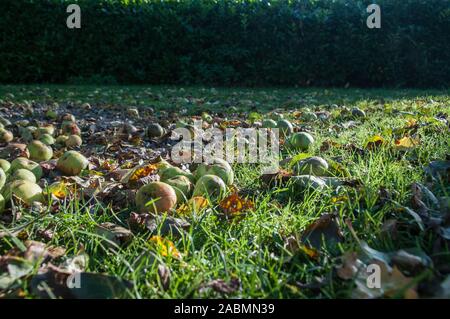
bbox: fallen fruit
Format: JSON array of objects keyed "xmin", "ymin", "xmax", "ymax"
[
  {"xmin": 193, "ymin": 174, "xmax": 226, "ymax": 200},
  {"xmin": 156, "ymin": 158, "xmax": 173, "ymax": 171},
  {"xmin": 55, "ymin": 135, "xmax": 69, "ymax": 146},
  {"xmin": 302, "ymin": 112, "xmax": 318, "ymax": 122},
  {"xmin": 81, "ymin": 103, "xmax": 91, "ymax": 110},
  {"xmin": 62, "ymin": 122, "xmax": 81, "ymax": 136},
  {"xmin": 27, "ymin": 140, "xmax": 53, "ymax": 162},
  {"xmin": 147, "ymin": 123, "xmax": 165, "ymax": 138},
  {"xmin": 262, "ymin": 119, "xmax": 278, "ymax": 129},
  {"xmin": 351, "ymin": 108, "xmax": 366, "ymax": 118},
  {"xmin": 159, "ymin": 166, "xmax": 195, "ymax": 184},
  {"xmin": 37, "ymin": 125, "xmax": 55, "ymax": 137},
  {"xmin": 194, "ymin": 158, "xmax": 234, "ymax": 186},
  {"xmin": 127, "ymin": 108, "xmax": 140, "ymax": 118},
  {"xmin": 0, "ymin": 194, "xmax": 4, "ymax": 213},
  {"xmin": 294, "ymin": 156, "xmax": 329, "ymax": 176},
  {"xmin": 0, "ymin": 168, "xmax": 6, "ymax": 190},
  {"xmin": 39, "ymin": 133, "xmax": 55, "ymax": 145},
  {"xmin": 65, "ymin": 134, "xmax": 83, "ymax": 148},
  {"xmin": 0, "ymin": 159, "xmax": 10, "ymax": 174},
  {"xmin": 135, "ymin": 181, "xmax": 177, "ymax": 213},
  {"xmin": 15, "ymin": 120, "xmax": 29, "ymax": 127},
  {"xmin": 11, "ymin": 168, "xmax": 37, "ymax": 183},
  {"xmin": 277, "ymin": 119, "xmax": 294, "ymax": 137},
  {"xmin": 3, "ymin": 180, "xmax": 44, "ymax": 204},
  {"xmin": 270, "ymin": 112, "xmax": 284, "ymax": 121},
  {"xmin": 165, "ymin": 175, "xmax": 194, "ymax": 204},
  {"xmin": 202, "ymin": 112, "xmax": 213, "ymax": 123},
  {"xmin": 10, "ymin": 157, "xmax": 43, "ymax": 180},
  {"xmin": 288, "ymin": 132, "xmax": 315, "ymax": 151},
  {"xmin": 0, "ymin": 128, "xmax": 13, "ymax": 143},
  {"xmin": 56, "ymin": 150, "xmax": 89, "ymax": 176},
  {"xmin": 291, "ymin": 175, "xmax": 327, "ymax": 191},
  {"xmin": 61, "ymin": 113, "xmax": 76, "ymax": 122},
  {"xmin": 45, "ymin": 109, "xmax": 58, "ymax": 119}
]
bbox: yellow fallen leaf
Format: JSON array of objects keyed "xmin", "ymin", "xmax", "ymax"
[
  {"xmin": 405, "ymin": 118, "xmax": 418, "ymax": 128},
  {"xmin": 149, "ymin": 236, "xmax": 181, "ymax": 259},
  {"xmin": 331, "ymin": 195, "xmax": 348, "ymax": 204},
  {"xmin": 177, "ymin": 196, "xmax": 210, "ymax": 216},
  {"xmin": 47, "ymin": 181, "xmax": 70, "ymax": 199},
  {"xmin": 129, "ymin": 164, "xmax": 158, "ymax": 182},
  {"xmin": 299, "ymin": 244, "xmax": 320, "ymax": 259},
  {"xmin": 219, "ymin": 193, "xmax": 254, "ymax": 216},
  {"xmin": 364, "ymin": 135, "xmax": 385, "ymax": 149},
  {"xmin": 395, "ymin": 136, "xmax": 419, "ymax": 149}
]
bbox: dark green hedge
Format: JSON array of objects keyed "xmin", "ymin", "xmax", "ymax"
[{"xmin": 1, "ymin": 0, "xmax": 449, "ymax": 87}]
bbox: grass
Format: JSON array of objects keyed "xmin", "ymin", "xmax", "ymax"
[{"xmin": 0, "ymin": 85, "xmax": 449, "ymax": 299}]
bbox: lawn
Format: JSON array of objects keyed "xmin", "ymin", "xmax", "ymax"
[{"xmin": 0, "ymin": 85, "xmax": 449, "ymax": 299}]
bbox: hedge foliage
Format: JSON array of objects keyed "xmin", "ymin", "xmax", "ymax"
[{"xmin": 1, "ymin": 0, "xmax": 449, "ymax": 87}]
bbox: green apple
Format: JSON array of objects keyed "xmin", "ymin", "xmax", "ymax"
[
  {"xmin": 194, "ymin": 158, "xmax": 234, "ymax": 186},
  {"xmin": 0, "ymin": 168, "xmax": 6, "ymax": 190},
  {"xmin": 277, "ymin": 119, "xmax": 294, "ymax": 137},
  {"xmin": 0, "ymin": 194, "xmax": 4, "ymax": 213},
  {"xmin": 27, "ymin": 140, "xmax": 53, "ymax": 162},
  {"xmin": 147, "ymin": 123, "xmax": 165, "ymax": 139},
  {"xmin": 0, "ymin": 159, "xmax": 10, "ymax": 174},
  {"xmin": 288, "ymin": 132, "xmax": 314, "ymax": 151},
  {"xmin": 159, "ymin": 166, "xmax": 195, "ymax": 184},
  {"xmin": 3, "ymin": 180, "xmax": 44, "ymax": 205},
  {"xmin": 262, "ymin": 119, "xmax": 277, "ymax": 129},
  {"xmin": 56, "ymin": 150, "xmax": 89, "ymax": 176},
  {"xmin": 291, "ymin": 175, "xmax": 326, "ymax": 191},
  {"xmin": 10, "ymin": 168, "xmax": 37, "ymax": 183},
  {"xmin": 164, "ymin": 175, "xmax": 194, "ymax": 204},
  {"xmin": 294, "ymin": 156, "xmax": 329, "ymax": 176},
  {"xmin": 39, "ymin": 133, "xmax": 55, "ymax": 145},
  {"xmin": 351, "ymin": 108, "xmax": 366, "ymax": 118},
  {"xmin": 193, "ymin": 174, "xmax": 226, "ymax": 200},
  {"xmin": 10, "ymin": 157, "xmax": 43, "ymax": 180}
]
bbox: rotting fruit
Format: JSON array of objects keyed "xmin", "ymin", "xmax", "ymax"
[
  {"xmin": 135, "ymin": 181, "xmax": 177, "ymax": 213},
  {"xmin": 65, "ymin": 134, "xmax": 83, "ymax": 148}
]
